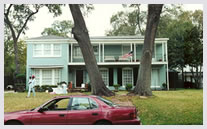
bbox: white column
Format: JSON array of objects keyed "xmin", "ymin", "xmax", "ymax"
[
  {"xmin": 162, "ymin": 43, "xmax": 164, "ymax": 61},
  {"xmin": 165, "ymin": 42, "xmax": 169, "ymax": 90},
  {"xmin": 102, "ymin": 44, "xmax": 104, "ymax": 62},
  {"xmin": 99, "ymin": 43, "xmax": 101, "ymax": 62},
  {"xmin": 134, "ymin": 43, "xmax": 136, "ymax": 62},
  {"xmin": 130, "ymin": 43, "xmax": 133, "ymax": 62},
  {"xmin": 71, "ymin": 44, "xmax": 73, "ymax": 62}
]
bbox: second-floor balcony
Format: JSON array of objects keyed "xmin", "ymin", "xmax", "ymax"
[{"xmin": 69, "ymin": 43, "xmax": 168, "ymax": 64}]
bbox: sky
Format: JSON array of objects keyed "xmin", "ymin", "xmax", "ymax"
[{"xmin": 24, "ymin": 4, "xmax": 203, "ymax": 39}]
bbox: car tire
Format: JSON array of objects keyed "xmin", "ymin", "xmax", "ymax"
[
  {"xmin": 5, "ymin": 121, "xmax": 23, "ymax": 125},
  {"xmin": 95, "ymin": 121, "xmax": 112, "ymax": 125}
]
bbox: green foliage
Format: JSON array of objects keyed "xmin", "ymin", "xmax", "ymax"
[
  {"xmin": 126, "ymin": 84, "xmax": 133, "ymax": 91},
  {"xmin": 41, "ymin": 20, "xmax": 73, "ymax": 37},
  {"xmin": 113, "ymin": 84, "xmax": 120, "ymax": 88},
  {"xmin": 34, "ymin": 85, "xmax": 58, "ymax": 92},
  {"xmin": 162, "ymin": 83, "xmax": 167, "ymax": 90},
  {"xmin": 4, "ymin": 39, "xmax": 26, "ymax": 76},
  {"xmin": 4, "ymin": 4, "xmax": 63, "ymax": 74},
  {"xmin": 113, "ymin": 84, "xmax": 120, "ymax": 92},
  {"xmin": 106, "ymin": 9, "xmax": 146, "ymax": 36},
  {"xmin": 15, "ymin": 73, "xmax": 26, "ymax": 80}
]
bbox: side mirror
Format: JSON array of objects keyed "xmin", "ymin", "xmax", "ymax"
[{"xmin": 38, "ymin": 108, "xmax": 47, "ymax": 113}]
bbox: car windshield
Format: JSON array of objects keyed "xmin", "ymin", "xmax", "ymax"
[{"xmin": 97, "ymin": 96, "xmax": 118, "ymax": 107}]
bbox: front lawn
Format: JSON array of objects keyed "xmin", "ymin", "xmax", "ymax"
[{"xmin": 4, "ymin": 89, "xmax": 203, "ymax": 125}]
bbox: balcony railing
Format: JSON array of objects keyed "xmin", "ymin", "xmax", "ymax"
[{"xmin": 70, "ymin": 53, "xmax": 166, "ymax": 63}]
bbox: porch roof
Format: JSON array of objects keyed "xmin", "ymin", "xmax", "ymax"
[{"xmin": 29, "ymin": 65, "xmax": 64, "ymax": 69}]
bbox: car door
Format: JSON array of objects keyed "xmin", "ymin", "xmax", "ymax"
[
  {"xmin": 31, "ymin": 98, "xmax": 70, "ymax": 125},
  {"xmin": 66, "ymin": 97, "xmax": 101, "ymax": 125}
]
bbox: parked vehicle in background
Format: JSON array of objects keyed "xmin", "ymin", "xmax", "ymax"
[{"xmin": 4, "ymin": 95, "xmax": 141, "ymax": 125}]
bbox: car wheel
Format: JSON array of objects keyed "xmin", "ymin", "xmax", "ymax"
[
  {"xmin": 5, "ymin": 121, "xmax": 23, "ymax": 125},
  {"xmin": 95, "ymin": 121, "xmax": 112, "ymax": 125}
]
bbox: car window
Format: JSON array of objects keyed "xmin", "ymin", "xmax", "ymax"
[
  {"xmin": 71, "ymin": 97, "xmax": 90, "ymax": 110},
  {"xmin": 43, "ymin": 98, "xmax": 70, "ymax": 111},
  {"xmin": 89, "ymin": 98, "xmax": 98, "ymax": 109},
  {"xmin": 97, "ymin": 96, "xmax": 118, "ymax": 107}
]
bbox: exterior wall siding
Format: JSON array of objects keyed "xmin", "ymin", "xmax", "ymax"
[
  {"xmin": 26, "ymin": 36, "xmax": 169, "ymax": 90},
  {"xmin": 26, "ymin": 43, "xmax": 69, "ymax": 87}
]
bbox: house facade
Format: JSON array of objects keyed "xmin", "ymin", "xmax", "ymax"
[{"xmin": 26, "ymin": 35, "xmax": 169, "ymax": 90}]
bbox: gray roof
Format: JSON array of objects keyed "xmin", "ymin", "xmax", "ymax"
[
  {"xmin": 28, "ymin": 35, "xmax": 68, "ymax": 40},
  {"xmin": 27, "ymin": 35, "xmax": 169, "ymax": 41}
]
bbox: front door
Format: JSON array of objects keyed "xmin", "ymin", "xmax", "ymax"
[{"xmin": 76, "ymin": 70, "xmax": 83, "ymax": 87}]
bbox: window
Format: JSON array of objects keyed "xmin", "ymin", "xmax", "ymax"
[
  {"xmin": 43, "ymin": 98, "xmax": 70, "ymax": 111},
  {"xmin": 74, "ymin": 46, "xmax": 82, "ymax": 58},
  {"xmin": 89, "ymin": 98, "xmax": 98, "ymax": 109},
  {"xmin": 33, "ymin": 44, "xmax": 61, "ymax": 57},
  {"xmin": 42, "ymin": 69, "xmax": 52, "ymax": 85},
  {"xmin": 33, "ymin": 69, "xmax": 40, "ymax": 85},
  {"xmin": 34, "ymin": 44, "xmax": 42, "ymax": 56},
  {"xmin": 97, "ymin": 96, "xmax": 118, "ymax": 107},
  {"xmin": 71, "ymin": 97, "xmax": 90, "ymax": 110},
  {"xmin": 123, "ymin": 68, "xmax": 133, "ymax": 86},
  {"xmin": 54, "ymin": 69, "xmax": 61, "ymax": 85},
  {"xmin": 43, "ymin": 44, "xmax": 51, "ymax": 56},
  {"xmin": 93, "ymin": 46, "xmax": 98, "ymax": 55},
  {"xmin": 54, "ymin": 44, "xmax": 61, "ymax": 56},
  {"xmin": 100, "ymin": 69, "xmax": 109, "ymax": 86},
  {"xmin": 122, "ymin": 45, "xmax": 130, "ymax": 55},
  {"xmin": 151, "ymin": 69, "xmax": 159, "ymax": 86},
  {"xmin": 32, "ymin": 69, "xmax": 61, "ymax": 86}
]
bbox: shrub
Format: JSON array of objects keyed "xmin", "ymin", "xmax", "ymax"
[
  {"xmin": 113, "ymin": 84, "xmax": 120, "ymax": 91},
  {"xmin": 36, "ymin": 85, "xmax": 58, "ymax": 92},
  {"xmin": 162, "ymin": 83, "xmax": 167, "ymax": 90},
  {"xmin": 126, "ymin": 84, "xmax": 133, "ymax": 91}
]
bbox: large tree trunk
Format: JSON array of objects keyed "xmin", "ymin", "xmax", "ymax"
[
  {"xmin": 131, "ymin": 4, "xmax": 163, "ymax": 96},
  {"xmin": 69, "ymin": 4, "xmax": 114, "ymax": 96}
]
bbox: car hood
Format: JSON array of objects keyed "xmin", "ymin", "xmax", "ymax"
[{"xmin": 5, "ymin": 110, "xmax": 30, "ymax": 115}]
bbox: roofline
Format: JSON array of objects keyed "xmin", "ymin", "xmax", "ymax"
[{"xmin": 26, "ymin": 37, "xmax": 169, "ymax": 44}]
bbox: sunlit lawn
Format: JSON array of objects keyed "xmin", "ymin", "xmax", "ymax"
[{"xmin": 4, "ymin": 89, "xmax": 203, "ymax": 125}]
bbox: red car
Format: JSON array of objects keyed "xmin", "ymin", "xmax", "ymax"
[{"xmin": 4, "ymin": 95, "xmax": 141, "ymax": 125}]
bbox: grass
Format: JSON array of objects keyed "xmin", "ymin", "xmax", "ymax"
[{"xmin": 4, "ymin": 89, "xmax": 203, "ymax": 125}]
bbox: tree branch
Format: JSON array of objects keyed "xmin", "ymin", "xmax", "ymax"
[
  {"xmin": 4, "ymin": 4, "xmax": 13, "ymax": 16},
  {"xmin": 16, "ymin": 8, "xmax": 39, "ymax": 40}
]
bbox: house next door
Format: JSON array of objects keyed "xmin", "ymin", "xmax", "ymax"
[{"xmin": 76, "ymin": 70, "xmax": 83, "ymax": 87}]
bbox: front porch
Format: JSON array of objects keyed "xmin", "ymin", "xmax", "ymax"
[{"xmin": 68, "ymin": 65, "xmax": 167, "ymax": 90}]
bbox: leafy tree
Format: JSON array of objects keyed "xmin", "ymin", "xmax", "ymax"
[
  {"xmin": 106, "ymin": 5, "xmax": 147, "ymax": 36},
  {"xmin": 131, "ymin": 4, "xmax": 163, "ymax": 96},
  {"xmin": 184, "ymin": 10, "xmax": 203, "ymax": 88},
  {"xmin": 41, "ymin": 20, "xmax": 74, "ymax": 37},
  {"xmin": 4, "ymin": 4, "xmax": 63, "ymax": 76},
  {"xmin": 69, "ymin": 4, "xmax": 115, "ymax": 96}
]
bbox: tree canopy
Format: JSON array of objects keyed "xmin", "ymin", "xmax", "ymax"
[
  {"xmin": 41, "ymin": 20, "xmax": 74, "ymax": 37},
  {"xmin": 4, "ymin": 4, "xmax": 63, "ymax": 75}
]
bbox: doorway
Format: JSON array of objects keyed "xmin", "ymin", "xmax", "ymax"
[{"xmin": 76, "ymin": 70, "xmax": 83, "ymax": 87}]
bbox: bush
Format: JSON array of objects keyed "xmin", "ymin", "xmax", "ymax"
[
  {"xmin": 15, "ymin": 73, "xmax": 26, "ymax": 83},
  {"xmin": 35, "ymin": 85, "xmax": 58, "ymax": 92},
  {"xmin": 126, "ymin": 84, "xmax": 132, "ymax": 91},
  {"xmin": 162, "ymin": 83, "xmax": 167, "ymax": 90},
  {"xmin": 113, "ymin": 84, "xmax": 120, "ymax": 91}
]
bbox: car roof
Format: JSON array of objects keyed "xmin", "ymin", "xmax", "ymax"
[{"xmin": 53, "ymin": 95, "xmax": 98, "ymax": 99}]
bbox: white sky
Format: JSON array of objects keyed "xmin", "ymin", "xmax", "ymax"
[{"xmin": 24, "ymin": 4, "xmax": 203, "ymax": 39}]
